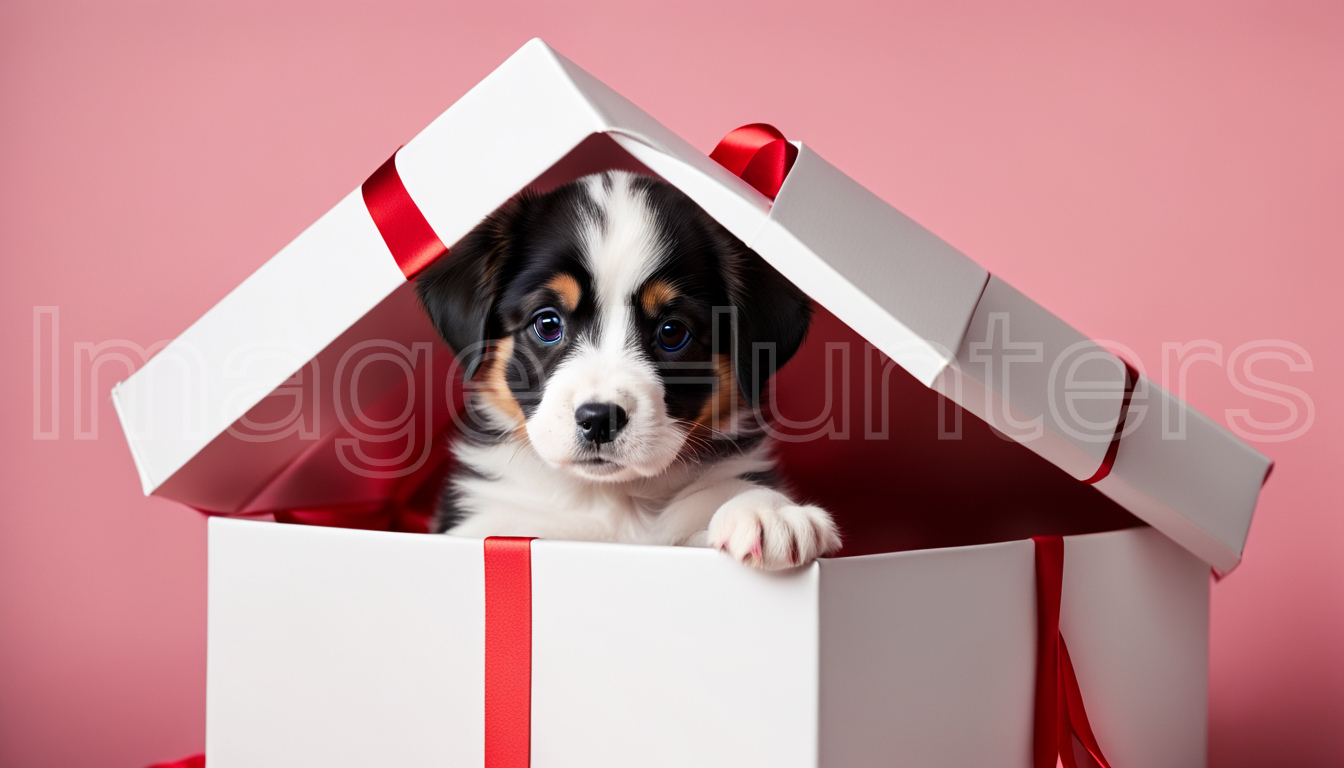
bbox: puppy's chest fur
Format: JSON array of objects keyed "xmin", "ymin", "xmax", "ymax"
[{"xmin": 443, "ymin": 437, "xmax": 776, "ymax": 546}]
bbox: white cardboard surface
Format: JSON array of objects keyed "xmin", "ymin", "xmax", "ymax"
[
  {"xmin": 207, "ymin": 518, "xmax": 486, "ymax": 767},
  {"xmin": 816, "ymin": 539, "xmax": 1037, "ymax": 767},
  {"xmin": 530, "ymin": 541, "xmax": 821, "ymax": 767},
  {"xmin": 933, "ymin": 275, "xmax": 1127, "ymax": 481},
  {"xmin": 757, "ymin": 145, "xmax": 989, "ymax": 387},
  {"xmin": 208, "ymin": 519, "xmax": 1209, "ymax": 768},
  {"xmin": 113, "ymin": 190, "xmax": 404, "ymax": 496},
  {"xmin": 1093, "ymin": 377, "xmax": 1271, "ymax": 575},
  {"xmin": 1060, "ymin": 526, "xmax": 1210, "ymax": 768}
]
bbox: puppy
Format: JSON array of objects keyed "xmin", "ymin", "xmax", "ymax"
[{"xmin": 415, "ymin": 170, "xmax": 839, "ymax": 569}]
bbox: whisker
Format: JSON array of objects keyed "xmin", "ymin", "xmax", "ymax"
[{"xmin": 674, "ymin": 418, "xmax": 736, "ymax": 441}]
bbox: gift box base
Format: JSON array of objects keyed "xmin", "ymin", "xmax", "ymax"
[{"xmin": 207, "ymin": 518, "xmax": 1206, "ymax": 768}]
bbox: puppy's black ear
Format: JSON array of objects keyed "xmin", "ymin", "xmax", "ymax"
[
  {"xmin": 728, "ymin": 248, "xmax": 813, "ymax": 406},
  {"xmin": 415, "ymin": 194, "xmax": 530, "ymax": 380}
]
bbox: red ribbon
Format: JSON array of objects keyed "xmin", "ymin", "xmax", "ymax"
[
  {"xmin": 709, "ymin": 123, "xmax": 799, "ymax": 200},
  {"xmin": 365, "ymin": 125, "xmax": 801, "ymax": 285},
  {"xmin": 1033, "ymin": 536, "xmax": 1114, "ymax": 768},
  {"xmin": 361, "ymin": 149, "xmax": 449, "ymax": 279},
  {"xmin": 146, "ymin": 755, "xmax": 204, "ymax": 768},
  {"xmin": 484, "ymin": 537, "xmax": 536, "ymax": 768},
  {"xmin": 1082, "ymin": 360, "xmax": 1139, "ymax": 486}
]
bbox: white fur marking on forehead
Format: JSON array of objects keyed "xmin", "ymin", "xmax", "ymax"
[{"xmin": 579, "ymin": 171, "xmax": 667, "ymax": 354}]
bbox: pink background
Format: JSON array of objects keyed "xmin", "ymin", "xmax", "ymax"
[{"xmin": 1, "ymin": 1, "xmax": 1340, "ymax": 766}]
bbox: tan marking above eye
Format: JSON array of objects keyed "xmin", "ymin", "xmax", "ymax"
[
  {"xmin": 545, "ymin": 273, "xmax": 582, "ymax": 312},
  {"xmin": 640, "ymin": 279, "xmax": 680, "ymax": 316}
]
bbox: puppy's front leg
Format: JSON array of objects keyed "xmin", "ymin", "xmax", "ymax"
[{"xmin": 707, "ymin": 486, "xmax": 841, "ymax": 570}]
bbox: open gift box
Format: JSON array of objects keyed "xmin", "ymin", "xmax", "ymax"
[{"xmin": 114, "ymin": 40, "xmax": 1271, "ymax": 768}]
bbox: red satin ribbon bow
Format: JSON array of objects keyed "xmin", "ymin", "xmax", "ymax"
[
  {"xmin": 709, "ymin": 123, "xmax": 798, "ymax": 200},
  {"xmin": 1033, "ymin": 536, "xmax": 1114, "ymax": 768}
]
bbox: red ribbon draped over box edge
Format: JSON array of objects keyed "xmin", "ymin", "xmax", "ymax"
[
  {"xmin": 1033, "ymin": 535, "xmax": 1115, "ymax": 768},
  {"xmin": 362, "ymin": 148, "xmax": 450, "ymax": 280}
]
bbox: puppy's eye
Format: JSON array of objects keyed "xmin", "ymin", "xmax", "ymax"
[
  {"xmin": 532, "ymin": 310, "xmax": 564, "ymax": 344},
  {"xmin": 657, "ymin": 319, "xmax": 691, "ymax": 351}
]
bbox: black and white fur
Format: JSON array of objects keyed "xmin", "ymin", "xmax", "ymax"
[{"xmin": 415, "ymin": 171, "xmax": 839, "ymax": 569}]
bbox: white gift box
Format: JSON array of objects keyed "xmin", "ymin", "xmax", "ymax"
[
  {"xmin": 209, "ymin": 519, "xmax": 1207, "ymax": 768},
  {"xmin": 113, "ymin": 38, "xmax": 1272, "ymax": 767}
]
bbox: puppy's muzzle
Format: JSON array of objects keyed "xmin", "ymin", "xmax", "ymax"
[{"xmin": 575, "ymin": 402, "xmax": 628, "ymax": 444}]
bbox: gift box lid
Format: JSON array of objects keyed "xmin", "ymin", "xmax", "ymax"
[{"xmin": 112, "ymin": 39, "xmax": 1270, "ymax": 574}]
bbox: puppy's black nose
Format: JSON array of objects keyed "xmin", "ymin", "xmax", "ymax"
[{"xmin": 575, "ymin": 402, "xmax": 627, "ymax": 444}]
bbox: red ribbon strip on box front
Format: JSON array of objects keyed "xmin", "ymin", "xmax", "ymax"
[
  {"xmin": 362, "ymin": 149, "xmax": 449, "ymax": 279},
  {"xmin": 709, "ymin": 123, "xmax": 799, "ymax": 200},
  {"xmin": 1033, "ymin": 536, "xmax": 1114, "ymax": 768},
  {"xmin": 484, "ymin": 536, "xmax": 537, "ymax": 768}
]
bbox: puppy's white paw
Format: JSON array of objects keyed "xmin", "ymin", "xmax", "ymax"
[{"xmin": 707, "ymin": 488, "xmax": 841, "ymax": 570}]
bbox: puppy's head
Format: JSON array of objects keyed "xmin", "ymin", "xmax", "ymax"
[{"xmin": 416, "ymin": 171, "xmax": 810, "ymax": 482}]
